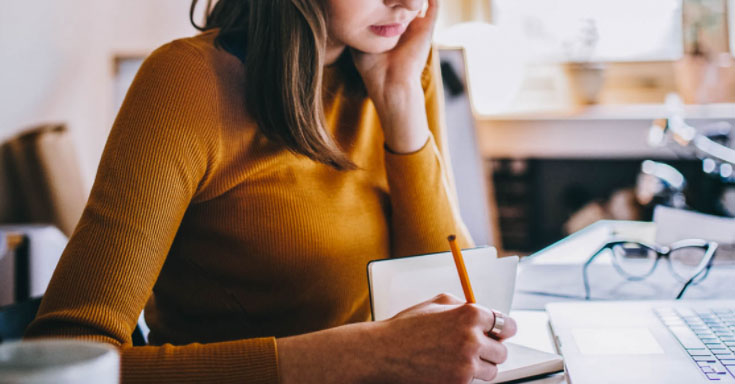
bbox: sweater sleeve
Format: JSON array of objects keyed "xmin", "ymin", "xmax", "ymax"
[
  {"xmin": 24, "ymin": 41, "xmax": 279, "ymax": 384},
  {"xmin": 384, "ymin": 47, "xmax": 475, "ymax": 258}
]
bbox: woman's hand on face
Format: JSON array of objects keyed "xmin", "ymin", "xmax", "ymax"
[
  {"xmin": 351, "ymin": 0, "xmax": 437, "ymax": 103},
  {"xmin": 373, "ymin": 293, "xmax": 518, "ymax": 383},
  {"xmin": 351, "ymin": 0, "xmax": 439, "ymax": 154}
]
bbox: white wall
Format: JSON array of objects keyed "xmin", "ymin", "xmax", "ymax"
[
  {"xmin": 0, "ymin": 0, "xmax": 496, "ymax": 191},
  {"xmin": 730, "ymin": 0, "xmax": 735, "ymax": 58},
  {"xmin": 0, "ymin": 0, "xmax": 197, "ymax": 190}
]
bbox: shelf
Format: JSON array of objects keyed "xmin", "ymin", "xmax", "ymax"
[{"xmin": 478, "ymin": 103, "xmax": 735, "ymax": 122}]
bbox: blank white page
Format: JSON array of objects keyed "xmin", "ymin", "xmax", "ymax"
[{"xmin": 369, "ymin": 247, "xmax": 518, "ymax": 320}]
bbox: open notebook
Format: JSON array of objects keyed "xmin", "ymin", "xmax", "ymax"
[{"xmin": 368, "ymin": 247, "xmax": 563, "ymax": 383}]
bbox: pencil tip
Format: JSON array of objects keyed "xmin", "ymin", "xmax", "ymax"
[{"xmin": 447, "ymin": 234, "xmax": 456, "ymax": 241}]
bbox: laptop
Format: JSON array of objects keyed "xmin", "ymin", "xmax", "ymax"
[{"xmin": 547, "ymin": 300, "xmax": 735, "ymax": 383}]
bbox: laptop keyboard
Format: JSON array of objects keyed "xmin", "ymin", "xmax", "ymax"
[{"xmin": 655, "ymin": 307, "xmax": 735, "ymax": 382}]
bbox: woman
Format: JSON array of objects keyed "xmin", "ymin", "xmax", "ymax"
[{"xmin": 26, "ymin": 0, "xmax": 516, "ymax": 382}]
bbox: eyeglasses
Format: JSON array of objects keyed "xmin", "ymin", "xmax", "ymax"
[{"xmin": 583, "ymin": 239, "xmax": 719, "ymax": 300}]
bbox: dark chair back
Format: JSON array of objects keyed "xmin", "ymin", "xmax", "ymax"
[
  {"xmin": 0, "ymin": 297, "xmax": 146, "ymax": 346},
  {"xmin": 0, "ymin": 297, "xmax": 41, "ymax": 343}
]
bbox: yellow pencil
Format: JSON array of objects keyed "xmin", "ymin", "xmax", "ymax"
[{"xmin": 448, "ymin": 234, "xmax": 476, "ymax": 304}]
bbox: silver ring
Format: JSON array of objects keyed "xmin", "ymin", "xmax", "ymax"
[{"xmin": 490, "ymin": 310, "xmax": 506, "ymax": 337}]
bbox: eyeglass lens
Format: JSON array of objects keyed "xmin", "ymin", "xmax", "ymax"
[
  {"xmin": 611, "ymin": 243, "xmax": 709, "ymax": 283},
  {"xmin": 611, "ymin": 243, "xmax": 658, "ymax": 278},
  {"xmin": 669, "ymin": 246, "xmax": 709, "ymax": 283}
]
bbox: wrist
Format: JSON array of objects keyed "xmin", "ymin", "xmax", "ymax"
[
  {"xmin": 372, "ymin": 82, "xmax": 430, "ymax": 154},
  {"xmin": 371, "ymin": 80, "xmax": 423, "ymax": 114}
]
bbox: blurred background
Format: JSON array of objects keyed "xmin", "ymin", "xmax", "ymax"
[{"xmin": 0, "ymin": 0, "xmax": 733, "ymax": 259}]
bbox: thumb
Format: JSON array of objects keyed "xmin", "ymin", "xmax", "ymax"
[{"xmin": 403, "ymin": 0, "xmax": 438, "ymax": 39}]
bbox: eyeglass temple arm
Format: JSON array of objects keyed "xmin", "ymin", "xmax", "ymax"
[
  {"xmin": 675, "ymin": 241, "xmax": 719, "ymax": 300},
  {"xmin": 582, "ymin": 246, "xmax": 608, "ymax": 300}
]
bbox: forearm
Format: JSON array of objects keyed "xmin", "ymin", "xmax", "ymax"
[
  {"xmin": 277, "ymin": 322, "xmax": 383, "ymax": 384},
  {"xmin": 372, "ymin": 82, "xmax": 473, "ymax": 256},
  {"xmin": 122, "ymin": 339, "xmax": 278, "ymax": 383},
  {"xmin": 279, "ymin": 295, "xmax": 517, "ymax": 384},
  {"xmin": 384, "ymin": 134, "xmax": 473, "ymax": 256}
]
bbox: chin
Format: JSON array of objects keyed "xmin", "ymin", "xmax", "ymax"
[{"xmin": 350, "ymin": 36, "xmax": 400, "ymax": 54}]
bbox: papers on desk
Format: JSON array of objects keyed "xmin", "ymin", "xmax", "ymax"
[
  {"xmin": 527, "ymin": 220, "xmax": 656, "ymax": 265},
  {"xmin": 367, "ymin": 247, "xmax": 563, "ymax": 383},
  {"xmin": 654, "ymin": 206, "xmax": 735, "ymax": 262},
  {"xmin": 516, "ymin": 219, "xmax": 735, "ymax": 309},
  {"xmin": 654, "ymin": 206, "xmax": 735, "ymax": 245}
]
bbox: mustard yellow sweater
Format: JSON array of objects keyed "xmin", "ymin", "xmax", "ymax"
[{"xmin": 26, "ymin": 29, "xmax": 472, "ymax": 383}]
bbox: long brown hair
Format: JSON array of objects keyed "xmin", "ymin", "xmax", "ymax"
[{"xmin": 190, "ymin": 0, "xmax": 356, "ymax": 170}]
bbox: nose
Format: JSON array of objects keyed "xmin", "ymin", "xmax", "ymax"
[{"xmin": 384, "ymin": 0, "xmax": 424, "ymax": 12}]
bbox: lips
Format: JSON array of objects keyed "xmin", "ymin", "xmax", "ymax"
[{"xmin": 369, "ymin": 22, "xmax": 408, "ymax": 38}]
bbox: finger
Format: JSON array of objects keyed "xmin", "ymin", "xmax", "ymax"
[
  {"xmin": 474, "ymin": 358, "xmax": 500, "ymax": 382},
  {"xmin": 404, "ymin": 0, "xmax": 438, "ymax": 36},
  {"xmin": 458, "ymin": 303, "xmax": 495, "ymax": 328},
  {"xmin": 425, "ymin": 0, "xmax": 439, "ymax": 23},
  {"xmin": 392, "ymin": 293, "xmax": 463, "ymax": 318},
  {"xmin": 478, "ymin": 338, "xmax": 509, "ymax": 365},
  {"xmin": 485, "ymin": 311, "xmax": 518, "ymax": 340},
  {"xmin": 500, "ymin": 315, "xmax": 518, "ymax": 340},
  {"xmin": 431, "ymin": 292, "xmax": 465, "ymax": 305},
  {"xmin": 418, "ymin": 0, "xmax": 428, "ymax": 18}
]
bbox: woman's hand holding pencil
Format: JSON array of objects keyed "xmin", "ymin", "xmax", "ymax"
[
  {"xmin": 448, "ymin": 235, "xmax": 513, "ymax": 340},
  {"xmin": 381, "ymin": 292, "xmax": 517, "ymax": 383},
  {"xmin": 277, "ymin": 235, "xmax": 516, "ymax": 384},
  {"xmin": 361, "ymin": 236, "xmax": 517, "ymax": 383}
]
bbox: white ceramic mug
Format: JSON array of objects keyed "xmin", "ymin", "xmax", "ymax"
[{"xmin": 0, "ymin": 340, "xmax": 119, "ymax": 384}]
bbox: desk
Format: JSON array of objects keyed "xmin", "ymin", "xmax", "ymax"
[
  {"xmin": 509, "ymin": 310, "xmax": 567, "ymax": 384},
  {"xmin": 513, "ymin": 220, "xmax": 735, "ymax": 310},
  {"xmin": 508, "ymin": 219, "xmax": 735, "ymax": 383}
]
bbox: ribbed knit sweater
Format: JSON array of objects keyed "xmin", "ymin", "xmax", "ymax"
[{"xmin": 25, "ymin": 29, "xmax": 473, "ymax": 383}]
